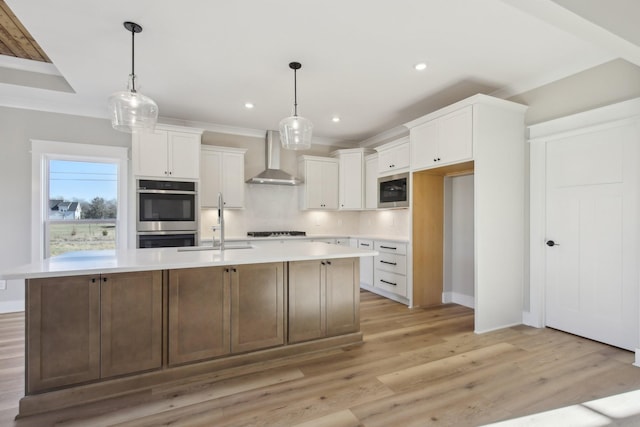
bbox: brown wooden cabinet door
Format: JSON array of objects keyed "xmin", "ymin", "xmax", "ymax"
[
  {"xmin": 231, "ymin": 263, "xmax": 284, "ymax": 353},
  {"xmin": 26, "ymin": 275, "xmax": 100, "ymax": 394},
  {"xmin": 326, "ymin": 258, "xmax": 359, "ymax": 336},
  {"xmin": 168, "ymin": 267, "xmax": 230, "ymax": 365},
  {"xmin": 288, "ymin": 260, "xmax": 326, "ymax": 343},
  {"xmin": 100, "ymin": 270, "xmax": 163, "ymax": 378}
]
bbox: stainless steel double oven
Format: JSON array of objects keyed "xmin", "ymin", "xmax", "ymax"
[{"xmin": 136, "ymin": 179, "xmax": 198, "ymax": 248}]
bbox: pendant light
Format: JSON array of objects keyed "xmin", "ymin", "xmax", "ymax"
[
  {"xmin": 108, "ymin": 21, "xmax": 158, "ymax": 133},
  {"xmin": 279, "ymin": 62, "xmax": 313, "ymax": 150}
]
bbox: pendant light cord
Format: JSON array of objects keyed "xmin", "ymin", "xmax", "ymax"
[
  {"xmin": 130, "ymin": 27, "xmax": 137, "ymax": 93},
  {"xmin": 293, "ymin": 68, "xmax": 298, "ymax": 117}
]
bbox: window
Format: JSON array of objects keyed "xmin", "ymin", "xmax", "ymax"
[
  {"xmin": 31, "ymin": 141, "xmax": 129, "ymax": 261},
  {"xmin": 47, "ymin": 160, "xmax": 118, "ymax": 257}
]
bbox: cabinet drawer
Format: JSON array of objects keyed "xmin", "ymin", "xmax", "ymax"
[
  {"xmin": 375, "ymin": 253, "xmax": 406, "ymax": 275},
  {"xmin": 374, "ymin": 270, "xmax": 407, "ymax": 297},
  {"xmin": 358, "ymin": 239, "xmax": 373, "ymax": 249},
  {"xmin": 374, "ymin": 241, "xmax": 407, "ymax": 255}
]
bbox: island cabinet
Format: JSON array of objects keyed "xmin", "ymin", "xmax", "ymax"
[
  {"xmin": 168, "ymin": 262, "xmax": 284, "ymax": 365},
  {"xmin": 288, "ymin": 258, "xmax": 359, "ymax": 343},
  {"xmin": 26, "ymin": 270, "xmax": 162, "ymax": 393},
  {"xmin": 168, "ymin": 267, "xmax": 230, "ymax": 366}
]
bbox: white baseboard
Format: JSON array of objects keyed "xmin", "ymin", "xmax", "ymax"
[
  {"xmin": 442, "ymin": 291, "xmax": 474, "ymax": 309},
  {"xmin": 0, "ymin": 299, "xmax": 25, "ymax": 314}
]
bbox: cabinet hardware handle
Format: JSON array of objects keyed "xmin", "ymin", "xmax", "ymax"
[
  {"xmin": 546, "ymin": 240, "xmax": 559, "ymax": 247},
  {"xmin": 360, "ymin": 243, "xmax": 370, "ymax": 247},
  {"xmin": 380, "ymin": 279, "xmax": 397, "ymax": 286},
  {"xmin": 91, "ymin": 278, "xmax": 96, "ymax": 283},
  {"xmin": 225, "ymin": 268, "xmax": 230, "ymax": 272},
  {"xmin": 326, "ymin": 261, "xmax": 332, "ymax": 265},
  {"xmin": 437, "ymin": 158, "xmax": 441, "ymax": 161},
  {"xmin": 380, "ymin": 260, "xmax": 397, "ymax": 265},
  {"xmin": 380, "ymin": 245, "xmax": 397, "ymax": 250},
  {"xmin": 321, "ymin": 261, "xmax": 326, "ymax": 265},
  {"xmin": 232, "ymin": 268, "xmax": 237, "ymax": 272},
  {"xmin": 103, "ymin": 277, "xmax": 107, "ymax": 282}
]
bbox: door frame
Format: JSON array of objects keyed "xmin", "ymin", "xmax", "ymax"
[{"xmin": 527, "ymin": 98, "xmax": 640, "ymax": 365}]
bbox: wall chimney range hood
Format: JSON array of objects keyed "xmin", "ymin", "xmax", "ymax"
[{"xmin": 246, "ymin": 130, "xmax": 302, "ymax": 185}]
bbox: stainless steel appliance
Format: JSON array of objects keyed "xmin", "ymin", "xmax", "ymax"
[
  {"xmin": 137, "ymin": 231, "xmax": 197, "ymax": 248},
  {"xmin": 247, "ymin": 231, "xmax": 306, "ymax": 237},
  {"xmin": 136, "ymin": 179, "xmax": 198, "ymax": 247},
  {"xmin": 378, "ymin": 172, "xmax": 409, "ymax": 208}
]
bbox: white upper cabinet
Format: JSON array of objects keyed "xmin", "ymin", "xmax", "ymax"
[
  {"xmin": 375, "ymin": 137, "xmax": 410, "ymax": 176},
  {"xmin": 200, "ymin": 146, "xmax": 247, "ymax": 209},
  {"xmin": 298, "ymin": 156, "xmax": 339, "ymax": 210},
  {"xmin": 409, "ymin": 105, "xmax": 473, "ymax": 171},
  {"xmin": 331, "ymin": 148, "xmax": 373, "ymax": 210},
  {"xmin": 365, "ymin": 153, "xmax": 378, "ymax": 210},
  {"xmin": 132, "ymin": 125, "xmax": 203, "ymax": 180}
]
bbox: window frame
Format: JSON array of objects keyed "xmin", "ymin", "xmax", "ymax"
[{"xmin": 31, "ymin": 140, "xmax": 129, "ymax": 261}]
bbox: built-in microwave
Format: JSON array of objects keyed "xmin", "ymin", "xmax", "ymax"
[{"xmin": 378, "ymin": 172, "xmax": 409, "ymax": 208}]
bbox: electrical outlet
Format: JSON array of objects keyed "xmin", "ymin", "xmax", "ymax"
[{"xmin": 0, "ymin": 280, "xmax": 6, "ymax": 291}]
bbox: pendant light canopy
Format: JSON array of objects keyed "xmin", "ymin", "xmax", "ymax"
[
  {"xmin": 279, "ymin": 62, "xmax": 312, "ymax": 150},
  {"xmin": 108, "ymin": 21, "xmax": 158, "ymax": 133}
]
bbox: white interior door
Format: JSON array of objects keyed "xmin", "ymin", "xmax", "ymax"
[{"xmin": 545, "ymin": 124, "xmax": 638, "ymax": 351}]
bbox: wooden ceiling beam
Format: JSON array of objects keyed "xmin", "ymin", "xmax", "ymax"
[{"xmin": 0, "ymin": 0, "xmax": 50, "ymax": 62}]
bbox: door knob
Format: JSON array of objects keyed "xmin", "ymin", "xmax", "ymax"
[{"xmin": 546, "ymin": 240, "xmax": 559, "ymax": 247}]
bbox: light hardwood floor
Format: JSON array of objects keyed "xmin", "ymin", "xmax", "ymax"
[{"xmin": 1, "ymin": 291, "xmax": 640, "ymax": 426}]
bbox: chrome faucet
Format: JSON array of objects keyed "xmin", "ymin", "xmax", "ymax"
[{"xmin": 212, "ymin": 192, "xmax": 225, "ymax": 250}]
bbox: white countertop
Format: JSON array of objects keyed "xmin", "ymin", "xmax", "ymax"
[
  {"xmin": 0, "ymin": 241, "xmax": 378, "ymax": 280},
  {"xmin": 206, "ymin": 234, "xmax": 410, "ymax": 244}
]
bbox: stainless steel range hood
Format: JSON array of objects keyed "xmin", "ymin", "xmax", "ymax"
[{"xmin": 246, "ymin": 130, "xmax": 302, "ymax": 185}]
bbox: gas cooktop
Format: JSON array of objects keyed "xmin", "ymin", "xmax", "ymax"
[{"xmin": 247, "ymin": 231, "xmax": 306, "ymax": 238}]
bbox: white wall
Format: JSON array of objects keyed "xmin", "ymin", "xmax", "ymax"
[
  {"xmin": 0, "ymin": 107, "xmax": 130, "ymax": 312},
  {"xmin": 443, "ymin": 175, "xmax": 474, "ymax": 308}
]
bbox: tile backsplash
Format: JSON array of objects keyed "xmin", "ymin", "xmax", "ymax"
[{"xmin": 199, "ymin": 184, "xmax": 409, "ymax": 239}]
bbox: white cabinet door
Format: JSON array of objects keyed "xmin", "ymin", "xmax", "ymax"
[
  {"xmin": 168, "ymin": 132, "xmax": 200, "ymax": 180},
  {"xmin": 338, "ymin": 152, "xmax": 363, "ymax": 210},
  {"xmin": 300, "ymin": 157, "xmax": 339, "ymax": 210},
  {"xmin": 439, "ymin": 105, "xmax": 473, "ymax": 164},
  {"xmin": 411, "ymin": 105, "xmax": 473, "ymax": 171},
  {"xmin": 358, "ymin": 239, "xmax": 374, "ymax": 287},
  {"xmin": 133, "ymin": 130, "xmax": 169, "ymax": 177},
  {"xmin": 200, "ymin": 149, "xmax": 223, "ymax": 207},
  {"xmin": 410, "ymin": 120, "xmax": 439, "ymax": 170},
  {"xmin": 222, "ymin": 152, "xmax": 245, "ymax": 208},
  {"xmin": 376, "ymin": 139, "xmax": 410, "ymax": 176},
  {"xmin": 305, "ymin": 159, "xmax": 325, "ymax": 209},
  {"xmin": 365, "ymin": 154, "xmax": 378, "ymax": 209},
  {"xmin": 200, "ymin": 147, "xmax": 246, "ymax": 208},
  {"xmin": 133, "ymin": 127, "xmax": 202, "ymax": 179}
]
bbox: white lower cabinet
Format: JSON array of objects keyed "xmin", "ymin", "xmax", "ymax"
[{"xmin": 358, "ymin": 239, "xmax": 408, "ymax": 304}]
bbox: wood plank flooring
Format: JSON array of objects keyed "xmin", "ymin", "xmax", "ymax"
[{"xmin": 1, "ymin": 290, "xmax": 640, "ymax": 426}]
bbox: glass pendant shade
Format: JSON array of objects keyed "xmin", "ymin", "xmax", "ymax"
[
  {"xmin": 280, "ymin": 61, "xmax": 312, "ymax": 150},
  {"xmin": 109, "ymin": 22, "xmax": 158, "ymax": 133},
  {"xmin": 279, "ymin": 115, "xmax": 313, "ymax": 150},
  {"xmin": 108, "ymin": 76, "xmax": 158, "ymax": 133}
]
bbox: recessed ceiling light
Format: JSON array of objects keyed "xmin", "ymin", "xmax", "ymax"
[
  {"xmin": 245, "ymin": 102, "xmax": 254, "ymax": 109},
  {"xmin": 332, "ymin": 116, "xmax": 341, "ymax": 123},
  {"xmin": 414, "ymin": 62, "xmax": 427, "ymax": 71}
]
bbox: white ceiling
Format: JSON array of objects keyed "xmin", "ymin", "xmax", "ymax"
[{"xmin": 1, "ymin": 0, "xmax": 637, "ymax": 144}]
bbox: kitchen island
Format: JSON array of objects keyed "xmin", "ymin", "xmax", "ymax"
[{"xmin": 3, "ymin": 242, "xmax": 376, "ymax": 417}]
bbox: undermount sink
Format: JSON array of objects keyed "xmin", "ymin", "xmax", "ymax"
[{"xmin": 178, "ymin": 244, "xmax": 253, "ymax": 252}]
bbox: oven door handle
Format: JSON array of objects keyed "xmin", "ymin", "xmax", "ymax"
[
  {"xmin": 137, "ymin": 231, "xmax": 199, "ymax": 236},
  {"xmin": 137, "ymin": 189, "xmax": 197, "ymax": 195}
]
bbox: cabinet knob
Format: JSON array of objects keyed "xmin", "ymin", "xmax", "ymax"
[
  {"xmin": 102, "ymin": 277, "xmax": 107, "ymax": 282},
  {"xmin": 437, "ymin": 158, "xmax": 441, "ymax": 161}
]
